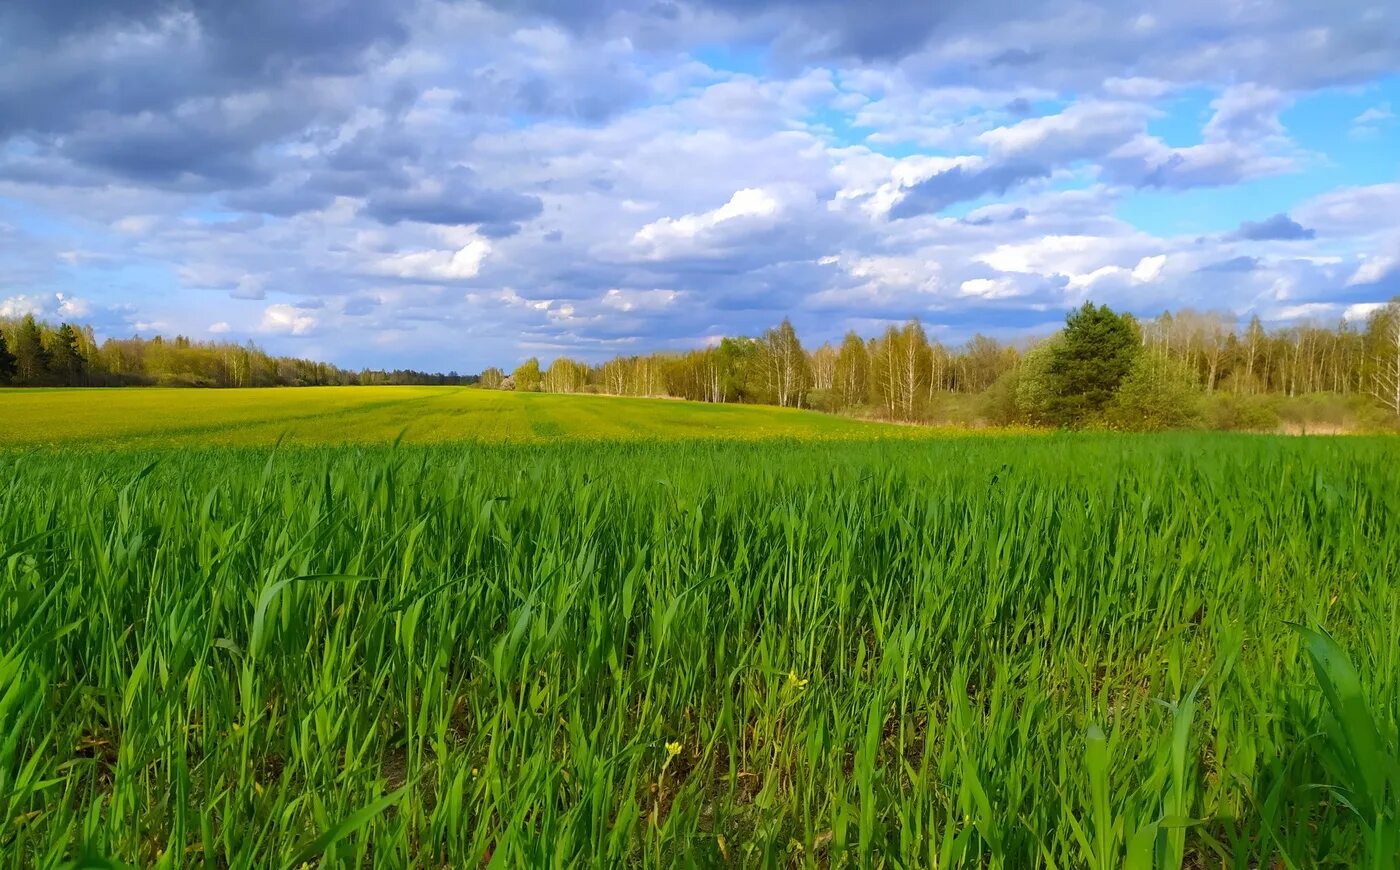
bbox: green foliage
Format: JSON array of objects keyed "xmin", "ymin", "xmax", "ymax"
[
  {"xmin": 832, "ymin": 330, "xmax": 870, "ymax": 410},
  {"xmin": 46, "ymin": 323, "xmax": 87, "ymax": 381},
  {"xmin": 478, "ymin": 366, "xmax": 505, "ymax": 389},
  {"xmin": 1104, "ymin": 352, "xmax": 1202, "ymax": 431},
  {"xmin": 0, "ymin": 331, "xmax": 16, "ymax": 383},
  {"xmin": 1047, "ymin": 302, "xmax": 1141, "ymax": 426},
  {"xmin": 1202, "ymin": 393, "xmax": 1282, "ymax": 431},
  {"xmin": 10, "ymin": 314, "xmax": 48, "ymax": 383},
  {"xmin": 511, "ymin": 357, "xmax": 543, "ymax": 392},
  {"xmin": 1012, "ymin": 336, "xmax": 1061, "ymax": 425},
  {"xmin": 1, "ymin": 434, "xmax": 1397, "ymax": 866}
]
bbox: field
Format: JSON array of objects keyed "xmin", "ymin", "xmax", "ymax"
[
  {"xmin": 0, "ymin": 386, "xmax": 925, "ymax": 448},
  {"xmin": 2, "ymin": 391, "xmax": 1398, "ymax": 866}
]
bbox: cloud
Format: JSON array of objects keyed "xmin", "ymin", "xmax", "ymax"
[
  {"xmin": 888, "ymin": 159, "xmax": 1050, "ymax": 218},
  {"xmin": 1352, "ymin": 102, "xmax": 1395, "ymax": 137},
  {"xmin": 1297, "ymin": 183, "xmax": 1400, "ymax": 236},
  {"xmin": 372, "ymin": 238, "xmax": 494, "ymax": 281},
  {"xmin": 1198, "ymin": 255, "xmax": 1260, "ymax": 272},
  {"xmin": 1230, "ymin": 213, "xmax": 1316, "ymax": 241},
  {"xmin": 364, "ymin": 169, "xmax": 543, "ymax": 230},
  {"xmin": 628, "ymin": 186, "xmax": 807, "ymax": 260},
  {"xmin": 208, "ymin": 321, "xmax": 231, "ymax": 333},
  {"xmin": 259, "ymin": 303, "xmax": 317, "ymax": 335},
  {"xmin": 959, "ymin": 276, "xmax": 1022, "ymax": 299},
  {"xmin": 1, "ymin": 0, "xmax": 1397, "ymax": 370},
  {"xmin": 1347, "ymin": 255, "xmax": 1397, "ymax": 287},
  {"xmin": 1344, "ymin": 301, "xmax": 1387, "ymax": 321}
]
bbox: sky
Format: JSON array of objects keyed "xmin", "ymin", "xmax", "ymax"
[{"xmin": 1, "ymin": 1, "xmax": 1399, "ymax": 372}]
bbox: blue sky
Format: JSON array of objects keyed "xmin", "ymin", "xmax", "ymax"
[{"xmin": 1, "ymin": 0, "xmax": 1399, "ymax": 371}]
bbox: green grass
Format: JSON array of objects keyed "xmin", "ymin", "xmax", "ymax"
[
  {"xmin": 0, "ymin": 386, "xmax": 932, "ymax": 448},
  {"xmin": 2, "ymin": 433, "xmax": 1398, "ymax": 867}
]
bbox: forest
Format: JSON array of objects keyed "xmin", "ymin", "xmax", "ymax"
[
  {"xmin": 0, "ymin": 314, "xmax": 471, "ymax": 387},
  {"xmin": 487, "ymin": 298, "xmax": 1400, "ymax": 432},
  {"xmin": 7, "ymin": 298, "xmax": 1400, "ymax": 432}
]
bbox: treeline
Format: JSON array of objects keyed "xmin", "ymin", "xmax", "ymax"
[
  {"xmin": 485, "ymin": 297, "xmax": 1400, "ymax": 431},
  {"xmin": 0, "ymin": 314, "xmax": 473, "ymax": 387}
]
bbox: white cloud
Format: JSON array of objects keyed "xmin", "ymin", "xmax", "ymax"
[
  {"xmin": 1131, "ymin": 254, "xmax": 1167, "ymax": 283},
  {"xmin": 959, "ymin": 277, "xmax": 1022, "ymax": 298},
  {"xmin": 259, "ymin": 304, "xmax": 316, "ymax": 336},
  {"xmin": 372, "ymin": 238, "xmax": 493, "ymax": 280},
  {"xmin": 208, "ymin": 321, "xmax": 232, "ymax": 334},
  {"xmin": 1298, "ymin": 183, "xmax": 1400, "ymax": 235},
  {"xmin": 601, "ymin": 288, "xmax": 680, "ymax": 312},
  {"xmin": 1344, "ymin": 302, "xmax": 1387, "ymax": 321},
  {"xmin": 1351, "ymin": 102, "xmax": 1395, "ymax": 137},
  {"xmin": 633, "ymin": 187, "xmax": 780, "ymax": 249},
  {"xmin": 979, "ymin": 101, "xmax": 1146, "ymax": 162},
  {"xmin": 0, "ymin": 295, "xmax": 44, "ymax": 318},
  {"xmin": 1347, "ymin": 255, "xmax": 1397, "ymax": 287}
]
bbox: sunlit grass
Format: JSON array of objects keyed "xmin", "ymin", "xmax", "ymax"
[
  {"xmin": 0, "ymin": 386, "xmax": 944, "ymax": 448},
  {"xmin": 1, "ymin": 434, "xmax": 1397, "ymax": 866}
]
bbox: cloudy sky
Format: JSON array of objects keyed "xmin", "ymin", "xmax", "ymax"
[{"xmin": 2, "ymin": 1, "xmax": 1398, "ymax": 371}]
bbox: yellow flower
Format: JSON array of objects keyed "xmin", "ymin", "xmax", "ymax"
[
  {"xmin": 665, "ymin": 741, "xmax": 682, "ymax": 758},
  {"xmin": 787, "ymin": 670, "xmax": 809, "ymax": 690}
]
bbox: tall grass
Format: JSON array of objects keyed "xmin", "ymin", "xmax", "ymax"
[{"xmin": 1, "ymin": 434, "xmax": 1397, "ymax": 866}]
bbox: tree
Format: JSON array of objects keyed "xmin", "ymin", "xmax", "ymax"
[
  {"xmin": 759, "ymin": 318, "xmax": 809, "ymax": 408},
  {"xmin": 1365, "ymin": 297, "xmax": 1400, "ymax": 416},
  {"xmin": 543, "ymin": 357, "xmax": 588, "ymax": 393},
  {"xmin": 11, "ymin": 314, "xmax": 48, "ymax": 383},
  {"xmin": 868, "ymin": 321, "xmax": 930, "ymax": 420},
  {"xmin": 512, "ymin": 357, "xmax": 543, "ymax": 392},
  {"xmin": 479, "ymin": 367, "xmax": 505, "ymax": 389},
  {"xmin": 1012, "ymin": 337, "xmax": 1060, "ymax": 425},
  {"xmin": 832, "ymin": 331, "xmax": 870, "ymax": 409},
  {"xmin": 1045, "ymin": 302, "xmax": 1140, "ymax": 426},
  {"xmin": 48, "ymin": 322, "xmax": 87, "ymax": 384},
  {"xmin": 809, "ymin": 342, "xmax": 837, "ymax": 392},
  {"xmin": 0, "ymin": 331, "xmax": 15, "ymax": 383}
]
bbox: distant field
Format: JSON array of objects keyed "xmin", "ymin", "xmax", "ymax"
[{"xmin": 0, "ymin": 386, "xmax": 926, "ymax": 447}]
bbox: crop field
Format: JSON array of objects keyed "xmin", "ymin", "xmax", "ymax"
[
  {"xmin": 2, "ymin": 416, "xmax": 1399, "ymax": 865},
  {"xmin": 0, "ymin": 386, "xmax": 926, "ymax": 448}
]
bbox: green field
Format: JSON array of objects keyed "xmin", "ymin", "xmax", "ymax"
[
  {"xmin": 0, "ymin": 386, "xmax": 928, "ymax": 448},
  {"xmin": 1, "ymin": 393, "xmax": 1398, "ymax": 866}
]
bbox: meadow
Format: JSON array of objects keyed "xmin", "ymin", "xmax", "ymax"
[
  {"xmin": 0, "ymin": 386, "xmax": 922, "ymax": 448},
  {"xmin": 1, "ymin": 392, "xmax": 1398, "ymax": 866}
]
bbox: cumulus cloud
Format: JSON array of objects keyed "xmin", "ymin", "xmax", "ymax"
[
  {"xmin": 259, "ymin": 303, "xmax": 317, "ymax": 335},
  {"xmin": 1, "ymin": 0, "xmax": 1398, "ymax": 369},
  {"xmin": 372, "ymin": 238, "xmax": 494, "ymax": 281}
]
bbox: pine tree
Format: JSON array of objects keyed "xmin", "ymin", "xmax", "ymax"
[
  {"xmin": 0, "ymin": 331, "xmax": 16, "ymax": 383},
  {"xmin": 11, "ymin": 314, "xmax": 48, "ymax": 383},
  {"xmin": 49, "ymin": 323, "xmax": 87, "ymax": 384},
  {"xmin": 1046, "ymin": 302, "xmax": 1140, "ymax": 426}
]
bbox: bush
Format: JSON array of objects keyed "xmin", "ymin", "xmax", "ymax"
[
  {"xmin": 1103, "ymin": 353, "xmax": 1202, "ymax": 431},
  {"xmin": 1202, "ymin": 393, "xmax": 1281, "ymax": 431}
]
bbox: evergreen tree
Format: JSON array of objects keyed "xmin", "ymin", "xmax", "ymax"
[
  {"xmin": 49, "ymin": 322, "xmax": 87, "ymax": 384},
  {"xmin": 11, "ymin": 314, "xmax": 48, "ymax": 383},
  {"xmin": 1046, "ymin": 302, "xmax": 1140, "ymax": 426},
  {"xmin": 0, "ymin": 331, "xmax": 16, "ymax": 383}
]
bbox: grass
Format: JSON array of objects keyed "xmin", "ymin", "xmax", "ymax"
[
  {"xmin": 0, "ymin": 386, "xmax": 937, "ymax": 448},
  {"xmin": 1, "ymin": 432, "xmax": 1398, "ymax": 867}
]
